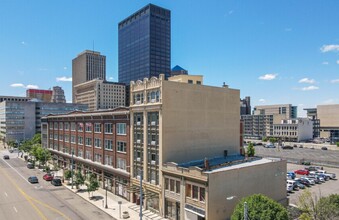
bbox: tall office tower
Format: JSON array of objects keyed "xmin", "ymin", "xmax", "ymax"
[
  {"xmin": 118, "ymin": 4, "xmax": 171, "ymax": 85},
  {"xmin": 26, "ymin": 89, "xmax": 53, "ymax": 102},
  {"xmin": 51, "ymin": 86, "xmax": 66, "ymax": 103},
  {"xmin": 72, "ymin": 50, "xmax": 106, "ymax": 102},
  {"xmin": 240, "ymin": 96, "xmax": 251, "ymax": 115}
]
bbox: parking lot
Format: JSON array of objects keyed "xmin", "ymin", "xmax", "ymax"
[{"xmin": 287, "ymin": 163, "xmax": 339, "ymax": 206}]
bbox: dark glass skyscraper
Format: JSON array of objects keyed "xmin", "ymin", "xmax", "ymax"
[{"xmin": 118, "ymin": 4, "xmax": 171, "ymax": 85}]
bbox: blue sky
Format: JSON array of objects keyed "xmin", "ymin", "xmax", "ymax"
[{"xmin": 1, "ymin": 0, "xmax": 339, "ymax": 116}]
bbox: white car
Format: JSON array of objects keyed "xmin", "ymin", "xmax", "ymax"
[
  {"xmin": 286, "ymin": 184, "xmax": 293, "ymax": 193},
  {"xmin": 301, "ymin": 177, "xmax": 315, "ymax": 185}
]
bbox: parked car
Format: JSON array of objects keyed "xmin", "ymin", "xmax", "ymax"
[
  {"xmin": 294, "ymin": 169, "xmax": 310, "ymax": 175},
  {"xmin": 294, "ymin": 178, "xmax": 306, "ymax": 189},
  {"xmin": 256, "ymin": 142, "xmax": 263, "ymax": 146},
  {"xmin": 321, "ymin": 147, "xmax": 328, "ymax": 150},
  {"xmin": 282, "ymin": 145, "xmax": 293, "ymax": 150},
  {"xmin": 51, "ymin": 178, "xmax": 62, "ymax": 186},
  {"xmin": 297, "ymin": 178, "xmax": 311, "ymax": 187},
  {"xmin": 28, "ymin": 176, "xmax": 39, "ymax": 184},
  {"xmin": 27, "ymin": 163, "xmax": 34, "ymax": 169},
  {"xmin": 307, "ymin": 176, "xmax": 321, "ymax": 184},
  {"xmin": 287, "ymin": 180, "xmax": 298, "ymax": 190},
  {"xmin": 3, "ymin": 155, "xmax": 10, "ymax": 159},
  {"xmin": 305, "ymin": 166, "xmax": 322, "ymax": 171},
  {"xmin": 287, "ymin": 184, "xmax": 293, "ymax": 193},
  {"xmin": 43, "ymin": 173, "xmax": 54, "ymax": 181},
  {"xmin": 265, "ymin": 143, "xmax": 275, "ymax": 148},
  {"xmin": 299, "ymin": 145, "xmax": 304, "ymax": 148},
  {"xmin": 287, "ymin": 172, "xmax": 296, "ymax": 179},
  {"xmin": 316, "ymin": 170, "xmax": 336, "ymax": 179},
  {"xmin": 315, "ymin": 173, "xmax": 330, "ymax": 181},
  {"xmin": 301, "ymin": 177, "xmax": 315, "ymax": 185}
]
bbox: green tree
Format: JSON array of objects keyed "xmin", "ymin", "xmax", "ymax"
[
  {"xmin": 298, "ymin": 189, "xmax": 318, "ymax": 220},
  {"xmin": 231, "ymin": 194, "xmax": 288, "ymax": 220},
  {"xmin": 36, "ymin": 147, "xmax": 51, "ymax": 168},
  {"xmin": 247, "ymin": 142, "xmax": 255, "ymax": 157},
  {"xmin": 31, "ymin": 133, "xmax": 41, "ymax": 144},
  {"xmin": 316, "ymin": 194, "xmax": 339, "ymax": 220},
  {"xmin": 75, "ymin": 170, "xmax": 85, "ymax": 189},
  {"xmin": 262, "ymin": 137, "xmax": 268, "ymax": 142},
  {"xmin": 86, "ymin": 174, "xmax": 99, "ymax": 198},
  {"xmin": 19, "ymin": 140, "xmax": 33, "ymax": 154},
  {"xmin": 64, "ymin": 170, "xmax": 72, "ymax": 180},
  {"xmin": 269, "ymin": 137, "xmax": 277, "ymax": 143},
  {"xmin": 336, "ymin": 142, "xmax": 339, "ymax": 147}
]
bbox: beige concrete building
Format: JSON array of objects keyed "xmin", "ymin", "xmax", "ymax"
[
  {"xmin": 168, "ymin": 75, "xmax": 203, "ymax": 85},
  {"xmin": 162, "ymin": 156, "xmax": 287, "ymax": 220},
  {"xmin": 51, "ymin": 86, "xmax": 66, "ymax": 103},
  {"xmin": 72, "ymin": 50, "xmax": 106, "ymax": 102},
  {"xmin": 253, "ymin": 104, "xmax": 297, "ymax": 124},
  {"xmin": 317, "ymin": 104, "xmax": 339, "ymax": 143},
  {"xmin": 273, "ymin": 118, "xmax": 313, "ymax": 142},
  {"xmin": 129, "ymin": 74, "xmax": 240, "ymax": 216},
  {"xmin": 74, "ymin": 79, "xmax": 125, "ymax": 111}
]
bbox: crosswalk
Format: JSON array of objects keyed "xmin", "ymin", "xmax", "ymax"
[{"xmin": 128, "ymin": 204, "xmax": 168, "ymax": 220}]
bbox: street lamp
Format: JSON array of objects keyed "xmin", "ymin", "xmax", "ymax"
[
  {"xmin": 226, "ymin": 196, "xmax": 248, "ymax": 220},
  {"xmin": 105, "ymin": 178, "xmax": 108, "ymax": 209},
  {"xmin": 139, "ymin": 170, "xmax": 143, "ymax": 220},
  {"xmin": 71, "ymin": 149, "xmax": 74, "ymax": 189}
]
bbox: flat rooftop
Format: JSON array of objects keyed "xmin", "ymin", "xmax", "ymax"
[{"xmin": 177, "ymin": 155, "xmax": 281, "ymax": 173}]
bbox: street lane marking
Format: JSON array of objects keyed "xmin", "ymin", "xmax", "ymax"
[
  {"xmin": 0, "ymin": 157, "xmax": 71, "ymax": 220},
  {"xmin": 1, "ymin": 157, "xmax": 31, "ymax": 184},
  {"xmin": 4, "ymin": 192, "xmax": 8, "ymax": 197},
  {"xmin": 13, "ymin": 206, "xmax": 18, "ymax": 213}
]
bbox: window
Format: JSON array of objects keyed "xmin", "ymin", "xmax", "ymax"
[
  {"xmin": 54, "ymin": 134, "xmax": 58, "ymax": 140},
  {"xmin": 64, "ymin": 123, "xmax": 69, "ymax": 130},
  {"xmin": 85, "ymin": 150, "xmax": 91, "ymax": 160},
  {"xmin": 94, "ymin": 123, "xmax": 101, "ymax": 133},
  {"xmin": 85, "ymin": 123, "xmax": 92, "ymax": 132},
  {"xmin": 200, "ymin": 188, "xmax": 205, "ymax": 202},
  {"xmin": 148, "ymin": 112, "xmax": 159, "ymax": 126},
  {"xmin": 117, "ymin": 158, "xmax": 126, "ymax": 170},
  {"xmin": 117, "ymin": 123, "xmax": 126, "ymax": 135},
  {"xmin": 104, "ymin": 123, "xmax": 113, "ymax": 134},
  {"xmin": 105, "ymin": 155, "xmax": 113, "ymax": 166},
  {"xmin": 133, "ymin": 92, "xmax": 144, "ymax": 104},
  {"xmin": 78, "ymin": 149, "xmax": 83, "ymax": 157},
  {"xmin": 49, "ymin": 122, "xmax": 53, "ymax": 129},
  {"xmin": 117, "ymin": 141, "xmax": 127, "ymax": 153},
  {"xmin": 134, "ymin": 113, "xmax": 143, "ymax": 125},
  {"xmin": 176, "ymin": 181, "xmax": 180, "ymax": 194},
  {"xmin": 94, "ymin": 153, "xmax": 102, "ymax": 163},
  {"xmin": 192, "ymin": 185, "xmax": 199, "ymax": 199},
  {"xmin": 165, "ymin": 178, "xmax": 169, "ymax": 190},
  {"xmin": 59, "ymin": 135, "xmax": 63, "ymax": 141},
  {"xmin": 85, "ymin": 137, "xmax": 92, "ymax": 146},
  {"xmin": 196, "ymin": 81, "xmax": 201, "ymax": 85},
  {"xmin": 71, "ymin": 122, "xmax": 76, "ymax": 131},
  {"xmin": 59, "ymin": 123, "xmax": 63, "ymax": 130},
  {"xmin": 78, "ymin": 123, "xmax": 83, "ymax": 132},
  {"xmin": 188, "ymin": 80, "xmax": 193, "ymax": 84},
  {"xmin": 94, "ymin": 138, "xmax": 101, "ymax": 148},
  {"xmin": 54, "ymin": 123, "xmax": 58, "ymax": 129},
  {"xmin": 78, "ymin": 136, "xmax": 83, "ymax": 145},
  {"xmin": 186, "ymin": 184, "xmax": 192, "ymax": 197},
  {"xmin": 71, "ymin": 135, "xmax": 76, "ymax": 143},
  {"xmin": 170, "ymin": 179, "xmax": 175, "ymax": 192},
  {"xmin": 105, "ymin": 139, "xmax": 113, "ymax": 150}
]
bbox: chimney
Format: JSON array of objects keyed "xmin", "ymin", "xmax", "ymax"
[{"xmin": 204, "ymin": 158, "xmax": 210, "ymax": 170}]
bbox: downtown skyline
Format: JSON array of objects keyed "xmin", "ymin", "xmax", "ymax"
[{"xmin": 1, "ymin": 0, "xmax": 339, "ymax": 116}]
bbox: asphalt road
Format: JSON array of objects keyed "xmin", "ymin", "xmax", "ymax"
[
  {"xmin": 0, "ymin": 150, "xmax": 115, "ymax": 220},
  {"xmin": 255, "ymin": 145, "xmax": 339, "ymax": 166}
]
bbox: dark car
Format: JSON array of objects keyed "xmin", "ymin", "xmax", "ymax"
[
  {"xmin": 43, "ymin": 173, "xmax": 54, "ymax": 181},
  {"xmin": 305, "ymin": 166, "xmax": 322, "ymax": 171},
  {"xmin": 256, "ymin": 142, "xmax": 263, "ymax": 146},
  {"xmin": 27, "ymin": 163, "xmax": 34, "ymax": 169},
  {"xmin": 51, "ymin": 178, "xmax": 62, "ymax": 186},
  {"xmin": 282, "ymin": 145, "xmax": 293, "ymax": 150},
  {"xmin": 298, "ymin": 178, "xmax": 311, "ymax": 187},
  {"xmin": 321, "ymin": 147, "xmax": 328, "ymax": 150},
  {"xmin": 299, "ymin": 145, "xmax": 304, "ymax": 148},
  {"xmin": 28, "ymin": 176, "xmax": 39, "ymax": 184},
  {"xmin": 3, "ymin": 155, "xmax": 10, "ymax": 159}
]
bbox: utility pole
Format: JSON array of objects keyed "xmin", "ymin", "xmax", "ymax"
[
  {"xmin": 140, "ymin": 171, "xmax": 143, "ymax": 220},
  {"xmin": 244, "ymin": 201, "xmax": 248, "ymax": 220},
  {"xmin": 105, "ymin": 178, "xmax": 108, "ymax": 209}
]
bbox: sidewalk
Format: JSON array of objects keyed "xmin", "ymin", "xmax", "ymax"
[{"xmin": 57, "ymin": 171, "xmax": 167, "ymax": 220}]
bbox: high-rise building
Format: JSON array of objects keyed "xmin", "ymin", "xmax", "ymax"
[
  {"xmin": 240, "ymin": 96, "xmax": 251, "ymax": 115},
  {"xmin": 0, "ymin": 95, "xmax": 30, "ymax": 102},
  {"xmin": 26, "ymin": 89, "xmax": 53, "ymax": 102},
  {"xmin": 74, "ymin": 79, "xmax": 126, "ymax": 111},
  {"xmin": 72, "ymin": 50, "xmax": 106, "ymax": 102},
  {"xmin": 51, "ymin": 86, "xmax": 66, "ymax": 103},
  {"xmin": 171, "ymin": 65, "xmax": 188, "ymax": 76},
  {"xmin": 118, "ymin": 4, "xmax": 171, "ymax": 85}
]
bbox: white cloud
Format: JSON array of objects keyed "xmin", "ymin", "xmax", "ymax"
[
  {"xmin": 258, "ymin": 73, "xmax": 278, "ymax": 80},
  {"xmin": 322, "ymin": 61, "xmax": 329, "ymax": 65},
  {"xmin": 10, "ymin": 83, "xmax": 39, "ymax": 89},
  {"xmin": 298, "ymin": 78, "xmax": 315, "ymax": 84},
  {"xmin": 21, "ymin": 41, "xmax": 26, "ymax": 45},
  {"xmin": 301, "ymin": 86, "xmax": 319, "ymax": 91},
  {"xmin": 228, "ymin": 10, "xmax": 233, "ymax": 15},
  {"xmin": 320, "ymin": 44, "xmax": 339, "ymax": 53},
  {"xmin": 330, "ymin": 79, "xmax": 339, "ymax": 83},
  {"xmin": 56, "ymin": 76, "xmax": 72, "ymax": 82},
  {"xmin": 284, "ymin": 28, "xmax": 292, "ymax": 32},
  {"xmin": 259, "ymin": 98, "xmax": 266, "ymax": 103},
  {"xmin": 336, "ymin": 60, "xmax": 339, "ymax": 64},
  {"xmin": 26, "ymin": 85, "xmax": 39, "ymax": 89},
  {"xmin": 63, "ymin": 66, "xmax": 67, "ymax": 70},
  {"xmin": 323, "ymin": 99, "xmax": 336, "ymax": 104},
  {"xmin": 10, "ymin": 83, "xmax": 25, "ymax": 88}
]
